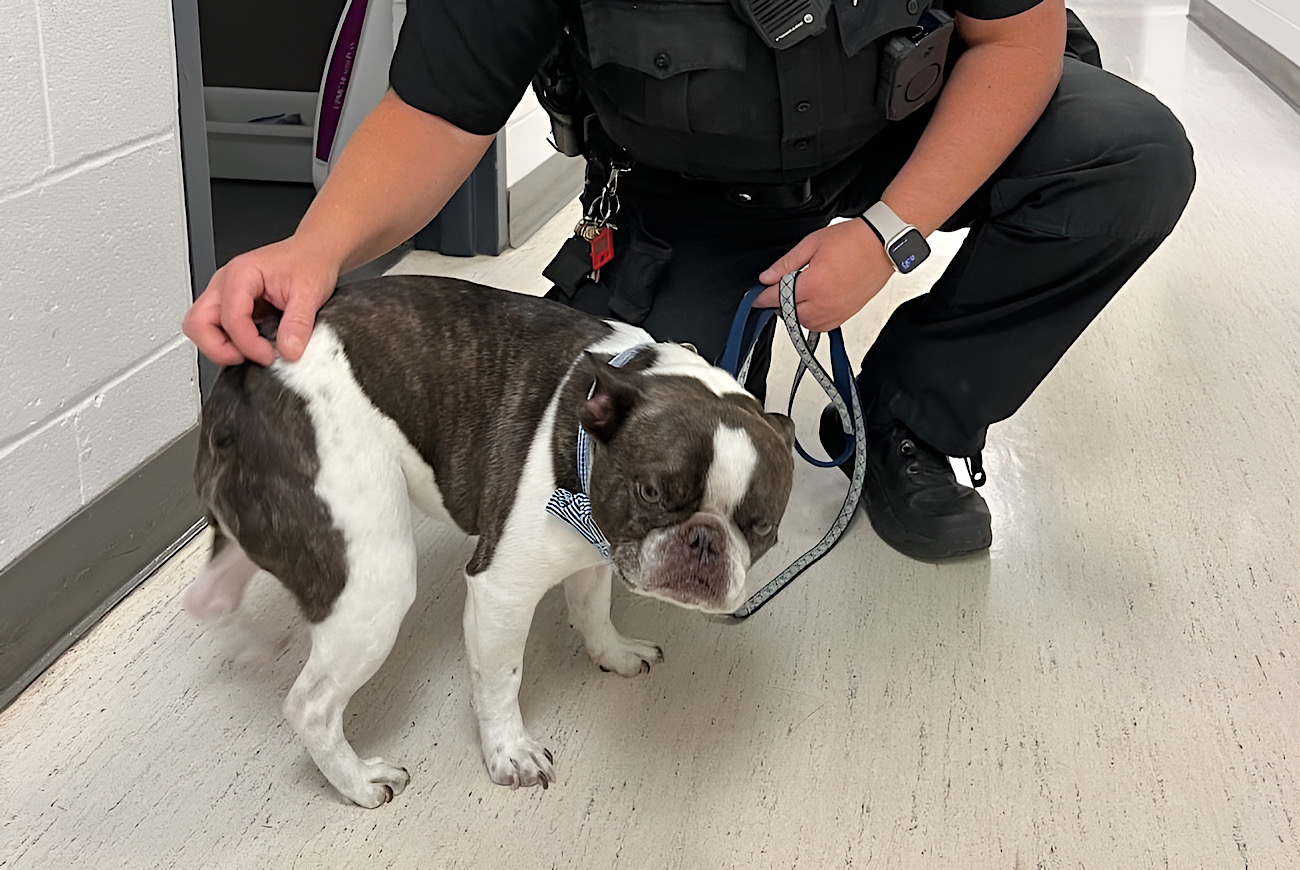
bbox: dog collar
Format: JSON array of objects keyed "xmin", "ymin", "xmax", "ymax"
[{"xmin": 545, "ymin": 344, "xmax": 647, "ymax": 560}]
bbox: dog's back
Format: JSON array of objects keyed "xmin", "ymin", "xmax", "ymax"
[{"xmin": 192, "ymin": 275, "xmax": 620, "ymax": 619}]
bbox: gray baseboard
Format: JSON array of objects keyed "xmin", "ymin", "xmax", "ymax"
[
  {"xmin": 0, "ymin": 428, "xmax": 204, "ymax": 711},
  {"xmin": 1190, "ymin": 0, "xmax": 1300, "ymax": 112},
  {"xmin": 414, "ymin": 140, "xmax": 510, "ymax": 256},
  {"xmin": 509, "ymin": 152, "xmax": 584, "ymax": 248}
]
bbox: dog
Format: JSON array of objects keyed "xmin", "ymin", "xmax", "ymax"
[{"xmin": 183, "ymin": 275, "xmax": 795, "ymax": 807}]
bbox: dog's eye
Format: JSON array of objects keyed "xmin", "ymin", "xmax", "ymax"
[
  {"xmin": 637, "ymin": 482, "xmax": 661, "ymax": 503},
  {"xmin": 751, "ymin": 521, "xmax": 774, "ymax": 537}
]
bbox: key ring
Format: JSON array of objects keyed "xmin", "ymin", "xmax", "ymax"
[{"xmin": 592, "ymin": 164, "xmax": 624, "ymax": 223}]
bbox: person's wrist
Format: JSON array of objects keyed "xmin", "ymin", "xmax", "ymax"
[
  {"xmin": 287, "ymin": 229, "xmax": 347, "ymax": 279},
  {"xmin": 856, "ymin": 214, "xmax": 886, "ymax": 247},
  {"xmin": 861, "ymin": 201, "xmax": 931, "ymax": 275}
]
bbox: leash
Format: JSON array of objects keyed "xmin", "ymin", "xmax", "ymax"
[{"xmin": 718, "ymin": 272, "xmax": 868, "ymax": 620}]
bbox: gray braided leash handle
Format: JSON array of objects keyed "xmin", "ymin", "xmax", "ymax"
[{"xmin": 728, "ymin": 272, "xmax": 868, "ymax": 620}]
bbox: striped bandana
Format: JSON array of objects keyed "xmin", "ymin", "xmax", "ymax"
[{"xmin": 544, "ymin": 344, "xmax": 646, "ymax": 560}]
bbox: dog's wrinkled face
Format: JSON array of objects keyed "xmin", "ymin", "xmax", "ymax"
[{"xmin": 579, "ymin": 354, "xmax": 796, "ymax": 613}]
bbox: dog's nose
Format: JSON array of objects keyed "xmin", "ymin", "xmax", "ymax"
[{"xmin": 686, "ymin": 522, "xmax": 721, "ymax": 561}]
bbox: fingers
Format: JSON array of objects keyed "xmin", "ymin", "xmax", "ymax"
[
  {"xmin": 182, "ymin": 290, "xmax": 246, "ymax": 367},
  {"xmin": 756, "ymin": 258, "xmax": 854, "ymax": 332},
  {"xmin": 181, "ymin": 237, "xmax": 338, "ymax": 367},
  {"xmin": 752, "ymin": 265, "xmax": 838, "ymax": 328},
  {"xmin": 759, "ymin": 234, "xmax": 819, "ymax": 285},
  {"xmin": 183, "ymin": 260, "xmax": 276, "ymax": 367},
  {"xmin": 218, "ymin": 278, "xmax": 276, "ymax": 367},
  {"xmin": 752, "ymin": 284, "xmax": 780, "ymax": 309},
  {"xmin": 790, "ymin": 262, "xmax": 861, "ymax": 332},
  {"xmin": 753, "ymin": 221, "xmax": 895, "ymax": 331},
  {"xmin": 276, "ymin": 292, "xmax": 321, "ymax": 362}
]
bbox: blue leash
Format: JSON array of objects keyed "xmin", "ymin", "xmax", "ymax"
[{"xmin": 719, "ymin": 273, "xmax": 868, "ymax": 620}]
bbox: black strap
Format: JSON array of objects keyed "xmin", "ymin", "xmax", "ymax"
[{"xmin": 857, "ymin": 214, "xmax": 885, "ymax": 246}]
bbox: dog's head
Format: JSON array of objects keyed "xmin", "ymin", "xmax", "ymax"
[{"xmin": 577, "ymin": 347, "xmax": 796, "ymax": 613}]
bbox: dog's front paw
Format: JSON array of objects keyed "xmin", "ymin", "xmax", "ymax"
[
  {"xmin": 340, "ymin": 757, "xmax": 411, "ymax": 809},
  {"xmin": 589, "ymin": 636, "xmax": 665, "ymax": 677},
  {"xmin": 484, "ymin": 736, "xmax": 556, "ymax": 790}
]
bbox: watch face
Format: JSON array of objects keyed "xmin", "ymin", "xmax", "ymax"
[{"xmin": 888, "ymin": 229, "xmax": 930, "ymax": 274}]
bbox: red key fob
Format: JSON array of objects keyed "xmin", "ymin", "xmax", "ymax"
[{"xmin": 589, "ymin": 226, "xmax": 614, "ymax": 270}]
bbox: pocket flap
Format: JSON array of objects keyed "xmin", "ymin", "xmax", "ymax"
[{"xmin": 581, "ymin": 0, "xmax": 749, "ymax": 79}]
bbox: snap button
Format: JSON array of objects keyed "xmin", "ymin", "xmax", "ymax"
[
  {"xmin": 793, "ymin": 138, "xmax": 809, "ymax": 151},
  {"xmin": 796, "ymin": 100, "xmax": 812, "ymax": 113},
  {"xmin": 654, "ymin": 52, "xmax": 671, "ymax": 71},
  {"xmin": 907, "ymin": 0, "xmax": 919, "ymax": 13}
]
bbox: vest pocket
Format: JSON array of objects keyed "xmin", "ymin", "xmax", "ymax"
[{"xmin": 580, "ymin": 0, "xmax": 750, "ymax": 79}]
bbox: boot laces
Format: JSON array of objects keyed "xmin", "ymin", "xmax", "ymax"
[
  {"xmin": 898, "ymin": 437, "xmax": 955, "ymax": 485},
  {"xmin": 897, "ymin": 435, "xmax": 987, "ymax": 489}
]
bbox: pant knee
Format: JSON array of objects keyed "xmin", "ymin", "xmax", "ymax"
[
  {"xmin": 999, "ymin": 63, "xmax": 1196, "ymax": 239},
  {"xmin": 1116, "ymin": 97, "xmax": 1196, "ymax": 235}
]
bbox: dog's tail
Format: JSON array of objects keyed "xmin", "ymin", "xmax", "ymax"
[{"xmin": 183, "ymin": 513, "xmax": 259, "ymax": 620}]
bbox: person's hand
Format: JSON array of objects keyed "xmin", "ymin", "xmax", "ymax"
[
  {"xmin": 755, "ymin": 219, "xmax": 896, "ymax": 332},
  {"xmin": 182, "ymin": 236, "xmax": 340, "ymax": 367}
]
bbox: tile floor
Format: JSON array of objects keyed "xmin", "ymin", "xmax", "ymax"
[{"xmin": 4, "ymin": 2, "xmax": 1300, "ymax": 867}]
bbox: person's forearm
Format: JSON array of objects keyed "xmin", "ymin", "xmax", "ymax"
[
  {"xmin": 295, "ymin": 90, "xmax": 495, "ymax": 274},
  {"xmin": 882, "ymin": 1, "xmax": 1067, "ymax": 235}
]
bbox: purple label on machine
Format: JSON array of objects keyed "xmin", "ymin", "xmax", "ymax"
[{"xmin": 315, "ymin": 0, "xmax": 370, "ymax": 163}]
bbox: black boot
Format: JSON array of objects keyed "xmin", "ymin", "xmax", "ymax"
[{"xmin": 819, "ymin": 405, "xmax": 992, "ymax": 560}]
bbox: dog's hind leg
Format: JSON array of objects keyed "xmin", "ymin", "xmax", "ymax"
[
  {"xmin": 563, "ymin": 564, "xmax": 664, "ymax": 677},
  {"xmin": 281, "ymin": 470, "xmax": 418, "ymax": 808},
  {"xmin": 183, "ymin": 522, "xmax": 259, "ymax": 620}
]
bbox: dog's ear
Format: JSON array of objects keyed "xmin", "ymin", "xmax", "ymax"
[
  {"xmin": 765, "ymin": 412, "xmax": 797, "ymax": 449},
  {"xmin": 578, "ymin": 352, "xmax": 642, "ymax": 443}
]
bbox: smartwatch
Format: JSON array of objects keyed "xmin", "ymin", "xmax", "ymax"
[{"xmin": 859, "ymin": 201, "xmax": 930, "ymax": 274}]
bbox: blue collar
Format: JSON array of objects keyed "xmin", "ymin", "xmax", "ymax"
[{"xmin": 545, "ymin": 344, "xmax": 647, "ymax": 560}]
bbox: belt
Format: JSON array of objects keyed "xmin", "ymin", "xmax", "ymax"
[
  {"xmin": 624, "ymin": 164, "xmax": 816, "ymax": 210},
  {"xmin": 721, "ymin": 178, "xmax": 813, "ymax": 208}
]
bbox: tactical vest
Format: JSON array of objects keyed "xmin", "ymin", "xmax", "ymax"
[{"xmin": 566, "ymin": 0, "xmax": 939, "ymax": 184}]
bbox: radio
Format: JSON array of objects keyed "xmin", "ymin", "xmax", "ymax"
[{"xmin": 729, "ymin": 0, "xmax": 832, "ymax": 50}]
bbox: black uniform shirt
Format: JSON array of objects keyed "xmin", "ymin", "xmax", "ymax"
[{"xmin": 390, "ymin": 0, "xmax": 1045, "ymax": 182}]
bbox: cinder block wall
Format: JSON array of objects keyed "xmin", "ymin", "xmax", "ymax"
[{"xmin": 0, "ymin": 0, "xmax": 198, "ymax": 570}]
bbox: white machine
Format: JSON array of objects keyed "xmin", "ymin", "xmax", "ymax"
[
  {"xmin": 204, "ymin": 0, "xmax": 573, "ymax": 251},
  {"xmin": 311, "ymin": 0, "xmax": 402, "ymax": 189}
]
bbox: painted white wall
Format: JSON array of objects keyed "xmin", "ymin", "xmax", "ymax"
[
  {"xmin": 0, "ymin": 0, "xmax": 199, "ymax": 570},
  {"xmin": 1211, "ymin": 0, "xmax": 1300, "ymax": 65}
]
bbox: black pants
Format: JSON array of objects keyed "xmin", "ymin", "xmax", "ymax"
[{"xmin": 548, "ymin": 59, "xmax": 1196, "ymax": 458}]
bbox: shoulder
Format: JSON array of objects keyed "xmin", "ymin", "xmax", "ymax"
[{"xmin": 390, "ymin": 0, "xmax": 573, "ymax": 136}]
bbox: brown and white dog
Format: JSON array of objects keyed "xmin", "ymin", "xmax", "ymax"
[{"xmin": 184, "ymin": 275, "xmax": 794, "ymax": 807}]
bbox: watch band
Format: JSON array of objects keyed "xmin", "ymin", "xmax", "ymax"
[
  {"xmin": 861, "ymin": 201, "xmax": 912, "ymax": 246},
  {"xmin": 861, "ymin": 200, "xmax": 929, "ymax": 274},
  {"xmin": 857, "ymin": 214, "xmax": 885, "ymax": 246}
]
